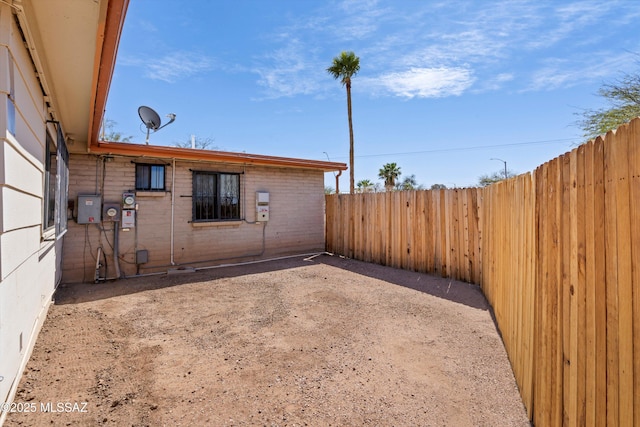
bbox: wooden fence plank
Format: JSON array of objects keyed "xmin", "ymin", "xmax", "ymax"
[
  {"xmin": 565, "ymin": 150, "xmax": 577, "ymax": 427},
  {"xmin": 612, "ymin": 124, "xmax": 634, "ymax": 426},
  {"xmin": 556, "ymin": 155, "xmax": 567, "ymax": 427},
  {"xmin": 534, "ymin": 160, "xmax": 551, "ymax": 427},
  {"xmin": 524, "ymin": 173, "xmax": 535, "ymax": 418},
  {"xmin": 584, "ymin": 139, "xmax": 596, "ymax": 427},
  {"xmin": 628, "ymin": 118, "xmax": 640, "ymax": 427},
  {"xmin": 438, "ymin": 190, "xmax": 447, "ymax": 277},
  {"xmin": 593, "ymin": 136, "xmax": 607, "ymax": 427},
  {"xmin": 575, "ymin": 144, "xmax": 587, "ymax": 427},
  {"xmin": 604, "ymin": 129, "xmax": 620, "ymax": 427}
]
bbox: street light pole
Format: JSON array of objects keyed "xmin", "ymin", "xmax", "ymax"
[{"xmin": 490, "ymin": 158, "xmax": 508, "ymax": 179}]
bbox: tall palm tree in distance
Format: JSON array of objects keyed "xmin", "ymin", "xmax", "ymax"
[
  {"xmin": 378, "ymin": 163, "xmax": 401, "ymax": 191},
  {"xmin": 327, "ymin": 51, "xmax": 360, "ymax": 194}
]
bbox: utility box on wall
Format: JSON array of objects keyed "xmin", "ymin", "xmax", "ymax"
[
  {"xmin": 122, "ymin": 209, "xmax": 135, "ymax": 228},
  {"xmin": 256, "ymin": 192, "xmax": 270, "ymax": 222},
  {"xmin": 102, "ymin": 203, "xmax": 121, "ymax": 222},
  {"xmin": 77, "ymin": 195, "xmax": 101, "ymax": 224}
]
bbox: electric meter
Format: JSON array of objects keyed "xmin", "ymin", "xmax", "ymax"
[
  {"xmin": 122, "ymin": 192, "xmax": 135, "ymax": 209},
  {"xmin": 102, "ymin": 203, "xmax": 121, "ymax": 222}
]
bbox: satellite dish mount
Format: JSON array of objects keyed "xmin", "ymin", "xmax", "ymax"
[{"xmin": 138, "ymin": 106, "xmax": 176, "ymax": 144}]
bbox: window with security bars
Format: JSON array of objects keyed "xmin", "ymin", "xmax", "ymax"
[
  {"xmin": 135, "ymin": 164, "xmax": 165, "ymax": 191},
  {"xmin": 192, "ymin": 171, "xmax": 240, "ymax": 221}
]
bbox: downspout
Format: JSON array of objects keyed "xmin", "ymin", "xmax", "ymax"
[
  {"xmin": 170, "ymin": 158, "xmax": 176, "ymax": 265},
  {"xmin": 335, "ymin": 170, "xmax": 342, "ymax": 194}
]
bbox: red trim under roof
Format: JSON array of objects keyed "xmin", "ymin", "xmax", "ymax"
[
  {"xmin": 89, "ymin": 0, "xmax": 129, "ymax": 148},
  {"xmin": 90, "ymin": 141, "xmax": 347, "ymax": 172}
]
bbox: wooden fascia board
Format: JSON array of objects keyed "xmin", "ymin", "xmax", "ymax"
[
  {"xmin": 88, "ymin": 0, "xmax": 129, "ymax": 149},
  {"xmin": 90, "ymin": 142, "xmax": 348, "ymax": 172}
]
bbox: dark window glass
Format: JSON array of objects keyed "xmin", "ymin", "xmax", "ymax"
[
  {"xmin": 56, "ymin": 125, "xmax": 69, "ymax": 235},
  {"xmin": 8, "ymin": 57, "xmax": 15, "ymax": 135},
  {"xmin": 192, "ymin": 172, "xmax": 240, "ymax": 221},
  {"xmin": 136, "ymin": 164, "xmax": 165, "ymax": 191},
  {"xmin": 44, "ymin": 132, "xmax": 57, "ymax": 230}
]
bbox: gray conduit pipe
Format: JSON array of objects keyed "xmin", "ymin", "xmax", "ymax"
[{"xmin": 113, "ymin": 225, "xmax": 122, "ymax": 279}]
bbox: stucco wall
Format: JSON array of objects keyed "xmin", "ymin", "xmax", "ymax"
[{"xmin": 62, "ymin": 154, "xmax": 327, "ymax": 283}]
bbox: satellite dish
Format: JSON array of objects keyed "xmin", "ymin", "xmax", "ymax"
[{"xmin": 138, "ymin": 106, "xmax": 176, "ymax": 144}]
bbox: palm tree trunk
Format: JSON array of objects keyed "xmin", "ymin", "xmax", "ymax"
[{"xmin": 346, "ymin": 81, "xmax": 355, "ymax": 194}]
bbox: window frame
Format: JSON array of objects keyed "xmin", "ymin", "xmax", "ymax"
[
  {"xmin": 43, "ymin": 131, "xmax": 57, "ymax": 231},
  {"xmin": 43, "ymin": 124, "xmax": 68, "ymax": 237},
  {"xmin": 7, "ymin": 55, "xmax": 15, "ymax": 135},
  {"xmin": 192, "ymin": 171, "xmax": 241, "ymax": 222},
  {"xmin": 135, "ymin": 163, "xmax": 166, "ymax": 191}
]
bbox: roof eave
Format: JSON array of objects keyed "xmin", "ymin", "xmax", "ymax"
[
  {"xmin": 89, "ymin": 141, "xmax": 348, "ymax": 172},
  {"xmin": 88, "ymin": 0, "xmax": 129, "ymax": 150}
]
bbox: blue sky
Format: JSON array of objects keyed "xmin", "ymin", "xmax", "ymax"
[{"xmin": 105, "ymin": 0, "xmax": 640, "ymax": 190}]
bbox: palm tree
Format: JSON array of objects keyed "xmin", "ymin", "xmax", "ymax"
[
  {"xmin": 378, "ymin": 163, "xmax": 401, "ymax": 191},
  {"xmin": 356, "ymin": 179, "xmax": 374, "ymax": 193},
  {"xmin": 327, "ymin": 51, "xmax": 360, "ymax": 194}
]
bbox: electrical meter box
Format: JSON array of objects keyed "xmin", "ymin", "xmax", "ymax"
[
  {"xmin": 102, "ymin": 203, "xmax": 121, "ymax": 222},
  {"xmin": 122, "ymin": 192, "xmax": 135, "ymax": 209},
  {"xmin": 77, "ymin": 195, "xmax": 101, "ymax": 224},
  {"xmin": 256, "ymin": 192, "xmax": 270, "ymax": 222}
]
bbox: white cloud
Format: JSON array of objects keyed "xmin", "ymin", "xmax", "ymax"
[
  {"xmin": 526, "ymin": 52, "xmax": 635, "ymax": 91},
  {"xmin": 143, "ymin": 52, "xmax": 213, "ymax": 83},
  {"xmin": 249, "ymin": 0, "xmax": 639, "ymax": 99},
  {"xmin": 119, "ymin": 51, "xmax": 213, "ymax": 83},
  {"xmin": 252, "ymin": 39, "xmax": 325, "ymax": 99},
  {"xmin": 364, "ymin": 67, "xmax": 475, "ymax": 98},
  {"xmin": 476, "ymin": 73, "xmax": 515, "ymax": 92},
  {"xmin": 335, "ymin": 0, "xmax": 389, "ymax": 39}
]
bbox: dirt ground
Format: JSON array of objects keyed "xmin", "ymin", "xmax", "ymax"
[{"xmin": 4, "ymin": 254, "xmax": 530, "ymax": 426}]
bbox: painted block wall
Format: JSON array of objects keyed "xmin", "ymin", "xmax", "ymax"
[
  {"xmin": 62, "ymin": 154, "xmax": 326, "ymax": 283},
  {"xmin": 0, "ymin": 6, "xmax": 59, "ymax": 405}
]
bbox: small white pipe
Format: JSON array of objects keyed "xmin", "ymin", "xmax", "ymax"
[
  {"xmin": 95, "ymin": 246, "xmax": 102, "ymax": 282},
  {"xmin": 170, "ymin": 158, "xmax": 176, "ymax": 265},
  {"xmin": 193, "ymin": 251, "xmax": 330, "ymax": 272},
  {"xmin": 120, "ymin": 252, "xmax": 333, "ymax": 280}
]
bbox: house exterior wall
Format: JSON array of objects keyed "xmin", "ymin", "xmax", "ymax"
[
  {"xmin": 62, "ymin": 154, "xmax": 326, "ymax": 283},
  {"xmin": 0, "ymin": 5, "xmax": 65, "ymax": 407}
]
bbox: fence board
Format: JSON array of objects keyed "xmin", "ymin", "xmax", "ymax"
[
  {"xmin": 612, "ymin": 125, "xmax": 634, "ymax": 426},
  {"xmin": 534, "ymin": 161, "xmax": 550, "ymax": 427},
  {"xmin": 593, "ymin": 137, "xmax": 607, "ymax": 427},
  {"xmin": 559, "ymin": 152, "xmax": 576, "ymax": 425},
  {"xmin": 554, "ymin": 156, "xmax": 565, "ymax": 427},
  {"xmin": 629, "ymin": 118, "xmax": 640, "ymax": 427},
  {"xmin": 575, "ymin": 144, "xmax": 587, "ymax": 427},
  {"xmin": 604, "ymin": 129, "xmax": 620, "ymax": 427}
]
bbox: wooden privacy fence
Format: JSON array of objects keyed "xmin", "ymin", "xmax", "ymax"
[
  {"xmin": 325, "ymin": 117, "xmax": 640, "ymax": 426},
  {"xmin": 326, "ymin": 188, "xmax": 482, "ymax": 282}
]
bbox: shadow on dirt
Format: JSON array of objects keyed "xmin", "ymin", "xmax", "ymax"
[
  {"xmin": 315, "ymin": 254, "xmax": 490, "ymax": 310},
  {"xmin": 55, "ymin": 254, "xmax": 319, "ymax": 305},
  {"xmin": 56, "ymin": 253, "xmax": 489, "ymax": 311}
]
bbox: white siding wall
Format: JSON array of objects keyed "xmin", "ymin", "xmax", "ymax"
[{"xmin": 0, "ymin": 6, "xmax": 59, "ymax": 407}]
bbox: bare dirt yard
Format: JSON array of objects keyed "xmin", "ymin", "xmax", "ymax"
[{"xmin": 5, "ymin": 254, "xmax": 529, "ymax": 426}]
